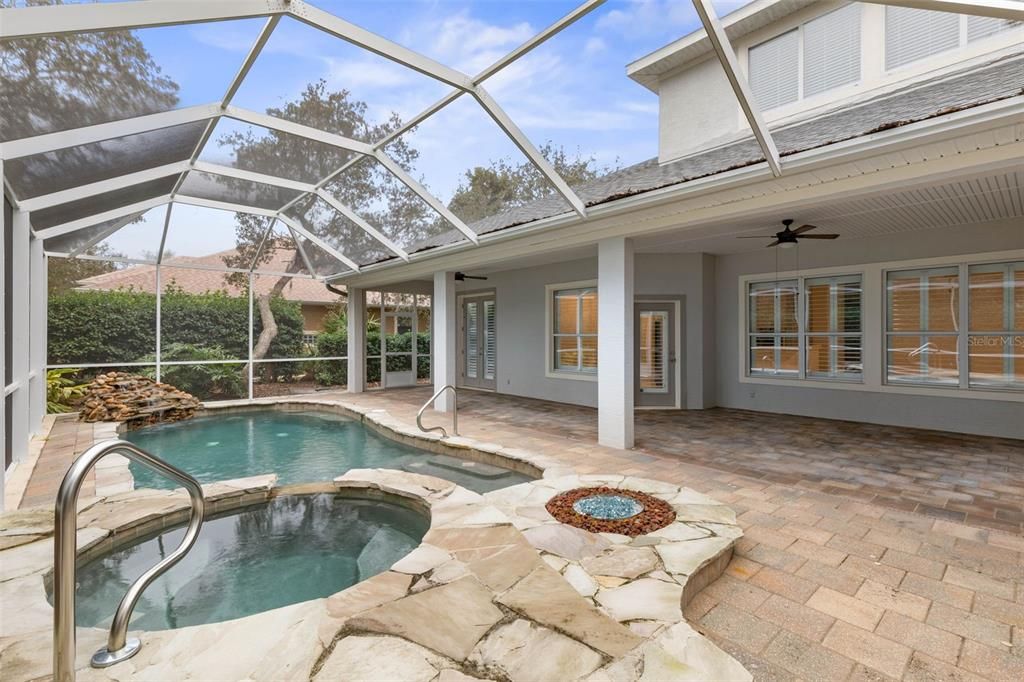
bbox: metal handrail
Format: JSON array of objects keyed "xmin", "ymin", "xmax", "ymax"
[
  {"xmin": 416, "ymin": 384, "xmax": 458, "ymax": 438},
  {"xmin": 53, "ymin": 439, "xmax": 206, "ymax": 682}
]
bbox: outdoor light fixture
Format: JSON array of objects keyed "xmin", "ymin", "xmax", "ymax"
[{"xmin": 455, "ymin": 272, "xmax": 488, "ymax": 281}]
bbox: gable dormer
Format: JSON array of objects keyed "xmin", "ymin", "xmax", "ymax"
[{"xmin": 628, "ymin": 0, "xmax": 1024, "ymax": 164}]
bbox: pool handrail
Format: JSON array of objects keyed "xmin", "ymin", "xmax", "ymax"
[
  {"xmin": 416, "ymin": 384, "xmax": 458, "ymax": 438},
  {"xmin": 53, "ymin": 439, "xmax": 205, "ymax": 682}
]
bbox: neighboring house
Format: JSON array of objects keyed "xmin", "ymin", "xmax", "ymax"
[
  {"xmin": 74, "ymin": 247, "xmax": 340, "ymax": 339},
  {"xmin": 337, "ymin": 0, "xmax": 1024, "ymax": 445}
]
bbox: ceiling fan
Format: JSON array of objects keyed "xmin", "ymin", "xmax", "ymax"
[{"xmin": 737, "ymin": 219, "xmax": 839, "ymax": 248}]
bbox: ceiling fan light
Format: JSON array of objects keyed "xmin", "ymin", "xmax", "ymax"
[{"xmin": 778, "ymin": 241, "xmax": 797, "ymax": 249}]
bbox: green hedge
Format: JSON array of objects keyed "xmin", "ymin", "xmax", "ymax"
[
  {"xmin": 314, "ymin": 330, "xmax": 431, "ymax": 386},
  {"xmin": 47, "ymin": 289, "xmax": 305, "ymax": 365}
]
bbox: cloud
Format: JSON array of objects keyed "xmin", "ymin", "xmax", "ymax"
[
  {"xmin": 595, "ymin": 0, "xmax": 703, "ymax": 39},
  {"xmin": 324, "ymin": 58, "xmax": 418, "ymax": 90},
  {"xmin": 583, "ymin": 37, "xmax": 607, "ymax": 57}
]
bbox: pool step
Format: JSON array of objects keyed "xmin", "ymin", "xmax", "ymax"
[{"xmin": 408, "ymin": 455, "xmax": 510, "ymax": 480}]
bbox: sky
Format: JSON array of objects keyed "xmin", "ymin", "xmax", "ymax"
[{"xmin": 96, "ymin": 0, "xmax": 753, "ymax": 262}]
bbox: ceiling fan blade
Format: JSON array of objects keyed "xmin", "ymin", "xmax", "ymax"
[
  {"xmin": 765, "ymin": 240, "xmax": 780, "ymax": 248},
  {"xmin": 797, "ymin": 234, "xmax": 839, "ymax": 239},
  {"xmin": 791, "ymin": 224, "xmax": 817, "ymax": 235},
  {"xmin": 736, "ymin": 235, "xmax": 776, "ymax": 239}
]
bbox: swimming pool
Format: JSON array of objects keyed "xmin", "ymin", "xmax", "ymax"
[
  {"xmin": 65, "ymin": 493, "xmax": 428, "ymax": 630},
  {"xmin": 125, "ymin": 409, "xmax": 530, "ymax": 493}
]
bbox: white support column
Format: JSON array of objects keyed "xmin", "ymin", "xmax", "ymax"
[
  {"xmin": 433, "ymin": 271, "xmax": 457, "ymax": 412},
  {"xmin": 28, "ymin": 235, "xmax": 47, "ymax": 433},
  {"xmin": 598, "ymin": 238, "xmax": 635, "ymax": 450},
  {"xmin": 10, "ymin": 209, "xmax": 31, "ymax": 466},
  {"xmin": 347, "ymin": 287, "xmax": 366, "ymax": 393},
  {"xmin": 1, "ymin": 162, "xmax": 6, "ymax": 510}
]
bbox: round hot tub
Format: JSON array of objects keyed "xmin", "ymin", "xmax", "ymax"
[{"xmin": 59, "ymin": 493, "xmax": 428, "ymax": 631}]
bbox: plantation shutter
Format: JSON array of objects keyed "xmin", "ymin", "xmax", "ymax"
[
  {"xmin": 748, "ymin": 29, "xmax": 800, "ymax": 110},
  {"xmin": 885, "ymin": 7, "xmax": 960, "ymax": 69},
  {"xmin": 967, "ymin": 0, "xmax": 1023, "ymax": 42},
  {"xmin": 483, "ymin": 300, "xmax": 496, "ymax": 381},
  {"xmin": 803, "ymin": 4, "xmax": 861, "ymax": 97}
]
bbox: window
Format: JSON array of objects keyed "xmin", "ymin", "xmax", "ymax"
[
  {"xmin": 749, "ymin": 29, "xmax": 800, "ymax": 110},
  {"xmin": 886, "ymin": 267, "xmax": 960, "ymax": 385},
  {"xmin": 886, "ymin": 6, "xmax": 1021, "ymax": 70},
  {"xmin": 747, "ymin": 276, "xmax": 863, "ymax": 379},
  {"xmin": 968, "ymin": 262, "xmax": 1023, "ymax": 389},
  {"xmin": 805, "ymin": 276, "xmax": 862, "ymax": 378},
  {"xmin": 803, "ymin": 4, "xmax": 862, "ymax": 98},
  {"xmin": 748, "ymin": 5, "xmax": 862, "ymax": 111},
  {"xmin": 748, "ymin": 280, "xmax": 799, "ymax": 375},
  {"xmin": 551, "ymin": 285, "xmax": 598, "ymax": 375}
]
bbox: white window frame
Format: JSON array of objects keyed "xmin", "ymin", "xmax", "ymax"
[
  {"xmin": 746, "ymin": 275, "xmax": 863, "ymax": 381},
  {"xmin": 738, "ymin": 249, "xmax": 1024, "ymax": 403},
  {"xmin": 747, "ymin": 4, "xmax": 863, "ymax": 112},
  {"xmin": 883, "ymin": 5, "xmax": 1023, "ymax": 72},
  {"xmin": 545, "ymin": 279, "xmax": 598, "ymax": 382}
]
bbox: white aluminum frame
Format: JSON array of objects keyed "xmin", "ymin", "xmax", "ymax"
[
  {"xmin": 1, "ymin": 0, "xmax": 1014, "ymax": 283},
  {"xmin": 0, "ymin": 0, "xmax": 606, "ymax": 278},
  {"xmin": 691, "ymin": 0, "xmax": 783, "ymax": 177}
]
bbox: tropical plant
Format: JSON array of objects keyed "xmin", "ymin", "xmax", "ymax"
[
  {"xmin": 138, "ymin": 343, "xmax": 246, "ymax": 400},
  {"xmin": 46, "ymin": 368, "xmax": 88, "ymax": 413}
]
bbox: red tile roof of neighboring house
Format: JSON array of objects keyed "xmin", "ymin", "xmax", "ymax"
[{"xmin": 75, "ymin": 246, "xmax": 340, "ymax": 305}]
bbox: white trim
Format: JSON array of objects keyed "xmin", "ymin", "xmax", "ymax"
[
  {"xmin": 223, "ymin": 107, "xmax": 374, "ymax": 155},
  {"xmin": 1, "ymin": 104, "xmax": 220, "ymax": 160},
  {"xmin": 862, "ymin": 0, "xmax": 1024, "ymax": 22},
  {"xmin": 288, "ymin": 0, "xmax": 474, "ymax": 91},
  {"xmin": 635, "ymin": 298, "xmax": 684, "ymax": 409},
  {"xmin": 545, "ymin": 279, "xmax": 599, "ymax": 382},
  {"xmin": 192, "ymin": 162, "xmax": 316, "ymax": 194},
  {"xmin": 18, "ymin": 161, "xmax": 190, "ymax": 212},
  {"xmin": 472, "ymin": 87, "xmax": 588, "ymax": 217},
  {"xmin": 337, "ymin": 97, "xmax": 1024, "ymax": 287},
  {"xmin": 737, "ymin": 247, "xmax": 1024, "ymax": 402},
  {"xmin": 0, "ymin": 0, "xmax": 286, "ymax": 39},
  {"xmin": 35, "ymin": 196, "xmax": 170, "ymax": 240},
  {"xmin": 173, "ymin": 195, "xmax": 277, "ymax": 217},
  {"xmin": 316, "ymin": 189, "xmax": 410, "ymax": 261}
]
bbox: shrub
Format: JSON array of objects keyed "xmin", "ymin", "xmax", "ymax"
[
  {"xmin": 47, "ymin": 288, "xmax": 305, "ymax": 365},
  {"xmin": 46, "ymin": 368, "xmax": 88, "ymax": 413},
  {"xmin": 138, "ymin": 343, "xmax": 246, "ymax": 400}
]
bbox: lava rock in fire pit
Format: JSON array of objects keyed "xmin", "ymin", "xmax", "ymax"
[
  {"xmin": 79, "ymin": 372, "xmax": 201, "ymax": 428},
  {"xmin": 546, "ymin": 486, "xmax": 675, "ymax": 536}
]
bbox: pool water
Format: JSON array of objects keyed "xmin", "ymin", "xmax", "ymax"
[
  {"xmin": 125, "ymin": 410, "xmax": 530, "ymax": 493},
  {"xmin": 66, "ymin": 494, "xmax": 428, "ymax": 630}
]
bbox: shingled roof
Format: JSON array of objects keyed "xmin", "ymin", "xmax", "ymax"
[{"xmin": 407, "ymin": 52, "xmax": 1024, "ymax": 257}]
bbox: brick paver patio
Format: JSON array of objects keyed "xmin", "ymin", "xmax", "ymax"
[{"xmin": 13, "ymin": 388, "xmax": 1024, "ymax": 681}]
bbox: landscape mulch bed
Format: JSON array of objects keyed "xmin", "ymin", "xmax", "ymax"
[{"xmin": 545, "ymin": 486, "xmax": 676, "ymax": 537}]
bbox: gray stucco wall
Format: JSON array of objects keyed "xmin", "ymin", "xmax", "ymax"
[
  {"xmin": 715, "ymin": 219, "xmax": 1024, "ymax": 439},
  {"xmin": 460, "ymin": 252, "xmax": 716, "ymax": 409}
]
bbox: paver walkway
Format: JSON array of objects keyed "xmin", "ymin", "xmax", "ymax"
[{"xmin": 13, "ymin": 389, "xmax": 1024, "ymax": 680}]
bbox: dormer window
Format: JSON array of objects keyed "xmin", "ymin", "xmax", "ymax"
[
  {"xmin": 886, "ymin": 6, "xmax": 1022, "ymax": 70},
  {"xmin": 748, "ymin": 4, "xmax": 862, "ymax": 111}
]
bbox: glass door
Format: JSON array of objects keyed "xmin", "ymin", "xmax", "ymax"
[
  {"xmin": 460, "ymin": 295, "xmax": 496, "ymax": 390},
  {"xmin": 636, "ymin": 303, "xmax": 677, "ymax": 407}
]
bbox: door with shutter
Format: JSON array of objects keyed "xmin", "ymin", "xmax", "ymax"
[
  {"xmin": 635, "ymin": 303, "xmax": 677, "ymax": 408},
  {"xmin": 459, "ymin": 294, "xmax": 497, "ymax": 390}
]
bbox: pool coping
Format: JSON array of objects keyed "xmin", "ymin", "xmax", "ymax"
[
  {"xmin": 68, "ymin": 395, "xmax": 571, "ymax": 503},
  {"xmin": 0, "ymin": 468, "xmax": 749, "ymax": 681}
]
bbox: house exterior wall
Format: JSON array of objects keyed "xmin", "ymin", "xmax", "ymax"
[
  {"xmin": 301, "ymin": 304, "xmax": 329, "ymax": 333},
  {"xmin": 656, "ymin": 1, "xmax": 1024, "ymax": 162},
  {"xmin": 457, "ymin": 253, "xmax": 716, "ymax": 409},
  {"xmin": 715, "ymin": 218, "xmax": 1024, "ymax": 439}
]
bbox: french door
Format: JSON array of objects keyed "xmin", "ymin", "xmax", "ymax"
[
  {"xmin": 460, "ymin": 294, "xmax": 496, "ymax": 390},
  {"xmin": 635, "ymin": 302, "xmax": 677, "ymax": 407}
]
